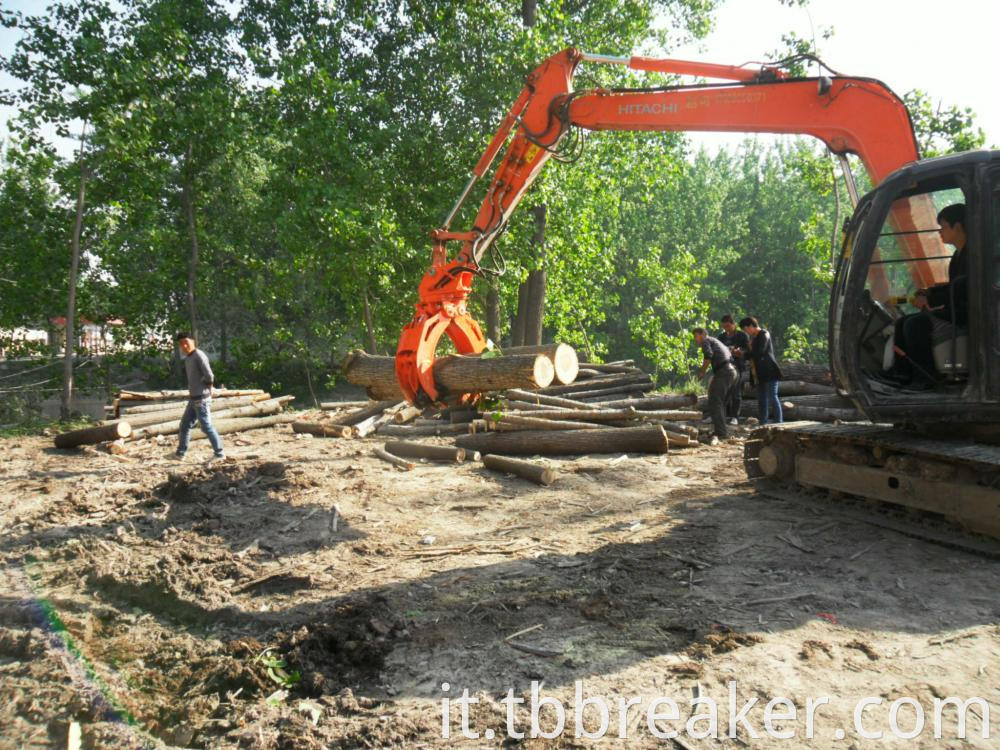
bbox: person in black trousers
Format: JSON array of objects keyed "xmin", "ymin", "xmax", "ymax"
[
  {"xmin": 717, "ymin": 314, "xmax": 750, "ymax": 425},
  {"xmin": 694, "ymin": 327, "xmax": 739, "ymax": 444},
  {"xmin": 739, "ymin": 317, "xmax": 784, "ymax": 425},
  {"xmin": 892, "ymin": 203, "xmax": 969, "ymax": 387}
]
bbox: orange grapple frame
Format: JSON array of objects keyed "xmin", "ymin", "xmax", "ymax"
[{"xmin": 395, "ymin": 47, "xmax": 923, "ymax": 404}]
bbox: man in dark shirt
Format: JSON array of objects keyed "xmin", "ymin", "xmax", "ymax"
[
  {"xmin": 694, "ymin": 327, "xmax": 738, "ymax": 444},
  {"xmin": 717, "ymin": 314, "xmax": 750, "ymax": 425},
  {"xmin": 739, "ymin": 317, "xmax": 784, "ymax": 424},
  {"xmin": 175, "ymin": 332, "xmax": 225, "ymax": 461}
]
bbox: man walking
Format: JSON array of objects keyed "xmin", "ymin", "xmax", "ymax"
[
  {"xmin": 175, "ymin": 332, "xmax": 225, "ymax": 461},
  {"xmin": 717, "ymin": 314, "xmax": 749, "ymax": 425},
  {"xmin": 739, "ymin": 317, "xmax": 784, "ymax": 425},
  {"xmin": 693, "ymin": 327, "xmax": 739, "ymax": 445}
]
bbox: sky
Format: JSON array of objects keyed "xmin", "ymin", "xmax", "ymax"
[
  {"xmin": 0, "ymin": 0, "xmax": 996, "ymax": 156},
  {"xmin": 670, "ymin": 0, "xmax": 998, "ymax": 152}
]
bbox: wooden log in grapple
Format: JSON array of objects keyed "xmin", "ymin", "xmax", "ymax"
[
  {"xmin": 343, "ymin": 350, "xmax": 555, "ymax": 401},
  {"xmin": 456, "ymin": 425, "xmax": 669, "ymax": 456}
]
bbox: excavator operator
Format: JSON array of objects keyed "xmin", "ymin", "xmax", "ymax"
[{"xmin": 890, "ymin": 203, "xmax": 969, "ymax": 387}]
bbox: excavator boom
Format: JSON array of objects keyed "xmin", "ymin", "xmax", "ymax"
[{"xmin": 395, "ymin": 47, "xmax": 924, "ymax": 403}]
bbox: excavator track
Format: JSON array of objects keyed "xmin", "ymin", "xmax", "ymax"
[{"xmin": 744, "ymin": 421, "xmax": 1000, "ymax": 543}]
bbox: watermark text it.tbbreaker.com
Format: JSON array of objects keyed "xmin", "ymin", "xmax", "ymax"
[{"xmin": 440, "ymin": 681, "xmax": 992, "ymax": 741}]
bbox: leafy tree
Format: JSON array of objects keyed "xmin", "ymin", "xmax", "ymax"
[{"xmin": 904, "ymin": 89, "xmax": 987, "ymax": 157}]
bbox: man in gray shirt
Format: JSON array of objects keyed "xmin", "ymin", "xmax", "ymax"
[
  {"xmin": 175, "ymin": 332, "xmax": 225, "ymax": 460},
  {"xmin": 693, "ymin": 327, "xmax": 738, "ymax": 444}
]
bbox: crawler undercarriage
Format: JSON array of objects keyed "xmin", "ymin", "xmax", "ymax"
[{"xmin": 744, "ymin": 421, "xmax": 1000, "ymax": 541}]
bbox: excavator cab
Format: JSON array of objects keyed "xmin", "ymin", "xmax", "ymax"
[{"xmin": 831, "ymin": 150, "xmax": 1000, "ymax": 429}]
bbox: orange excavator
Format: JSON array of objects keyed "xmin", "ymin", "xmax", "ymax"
[{"xmin": 395, "ymin": 47, "xmax": 1000, "ymax": 539}]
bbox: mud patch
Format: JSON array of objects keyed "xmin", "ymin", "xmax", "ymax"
[
  {"xmin": 845, "ymin": 638, "xmax": 879, "ymax": 660},
  {"xmin": 799, "ymin": 639, "xmax": 834, "ymax": 660},
  {"xmin": 687, "ymin": 627, "xmax": 763, "ymax": 660},
  {"xmin": 276, "ymin": 598, "xmax": 407, "ymax": 696}
]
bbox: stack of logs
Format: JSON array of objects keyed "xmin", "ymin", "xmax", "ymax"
[
  {"xmin": 54, "ymin": 389, "xmax": 296, "ymax": 450},
  {"xmin": 290, "ymin": 345, "xmax": 707, "ymax": 485},
  {"xmin": 697, "ymin": 361, "xmax": 867, "ymax": 423}
]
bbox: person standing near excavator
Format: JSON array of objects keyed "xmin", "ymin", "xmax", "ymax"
[
  {"xmin": 739, "ymin": 317, "xmax": 784, "ymax": 425},
  {"xmin": 717, "ymin": 314, "xmax": 749, "ymax": 425},
  {"xmin": 693, "ymin": 327, "xmax": 739, "ymax": 445}
]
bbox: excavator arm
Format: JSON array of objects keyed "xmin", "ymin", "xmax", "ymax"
[{"xmin": 395, "ymin": 47, "xmax": 923, "ymax": 404}]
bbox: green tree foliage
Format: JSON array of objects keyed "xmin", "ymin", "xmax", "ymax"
[
  {"xmin": 0, "ymin": 0, "xmax": 989, "ymax": 399},
  {"xmin": 904, "ymin": 89, "xmax": 987, "ymax": 157}
]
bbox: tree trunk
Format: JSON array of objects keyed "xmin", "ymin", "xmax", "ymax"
[
  {"xmin": 112, "ymin": 394, "xmax": 270, "ymax": 426},
  {"xmin": 373, "ymin": 446, "xmax": 415, "ymax": 470},
  {"xmin": 376, "ymin": 423, "xmax": 473, "ymax": 438},
  {"xmin": 778, "ymin": 361, "xmax": 832, "ymax": 386},
  {"xmin": 521, "ymin": 0, "xmax": 537, "ymax": 27},
  {"xmin": 181, "ymin": 162, "xmax": 200, "ymax": 343},
  {"xmin": 293, "ymin": 421, "xmax": 353, "ymax": 438},
  {"xmin": 384, "ymin": 440, "xmax": 467, "ymax": 463},
  {"xmin": 590, "ymin": 394, "xmax": 698, "ymax": 410},
  {"xmin": 128, "ymin": 397, "xmax": 293, "ymax": 439},
  {"xmin": 55, "ymin": 420, "xmax": 131, "ymax": 449},
  {"xmin": 482, "ymin": 454, "xmax": 554, "ymax": 485},
  {"xmin": 343, "ymin": 351, "xmax": 555, "ymax": 400},
  {"xmin": 510, "ymin": 281, "xmax": 529, "ymax": 347},
  {"xmin": 490, "ymin": 414, "xmax": 605, "ymax": 431},
  {"xmin": 504, "ymin": 388, "xmax": 590, "ymax": 410},
  {"xmin": 501, "ymin": 407, "xmax": 638, "ymax": 422},
  {"xmin": 523, "ymin": 205, "xmax": 547, "ymax": 345},
  {"xmin": 188, "ymin": 413, "xmax": 296, "ymax": 439},
  {"xmin": 500, "ymin": 344, "xmax": 577, "ymax": 384},
  {"xmin": 328, "ymin": 399, "xmax": 403, "ymax": 426},
  {"xmin": 485, "ymin": 284, "xmax": 501, "ymax": 345},
  {"xmin": 538, "ymin": 372, "xmax": 652, "ymax": 396},
  {"xmin": 457, "ymin": 425, "xmax": 669, "ymax": 456},
  {"xmin": 363, "ymin": 290, "xmax": 378, "ymax": 354},
  {"xmin": 119, "ymin": 388, "xmax": 265, "ymax": 401},
  {"xmin": 61, "ymin": 133, "xmax": 88, "ymax": 421}
]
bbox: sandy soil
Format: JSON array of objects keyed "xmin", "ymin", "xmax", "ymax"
[{"xmin": 0, "ymin": 422, "xmax": 997, "ymax": 749}]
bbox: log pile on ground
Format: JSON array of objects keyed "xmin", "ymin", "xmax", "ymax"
[
  {"xmin": 59, "ymin": 388, "xmax": 296, "ymax": 450},
  {"xmin": 337, "ymin": 346, "xmax": 710, "ymax": 484}
]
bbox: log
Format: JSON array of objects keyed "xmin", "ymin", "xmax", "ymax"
[
  {"xmin": 579, "ymin": 361, "xmax": 637, "ymax": 373},
  {"xmin": 490, "ymin": 414, "xmax": 605, "ymax": 431},
  {"xmin": 447, "ymin": 407, "xmax": 478, "ymax": 424},
  {"xmin": 343, "ymin": 350, "xmax": 555, "ymax": 399},
  {"xmin": 55, "ymin": 420, "xmax": 132, "ymax": 449},
  {"xmin": 500, "ymin": 407, "xmax": 638, "ymax": 422},
  {"xmin": 112, "ymin": 395, "xmax": 277, "ymax": 429},
  {"xmin": 293, "ymin": 421, "xmax": 353, "ymax": 438},
  {"xmin": 498, "ymin": 344, "xmax": 578, "ymax": 385},
  {"xmin": 482, "ymin": 455, "xmax": 555, "ymax": 485},
  {"xmin": 119, "ymin": 393, "xmax": 271, "ymax": 416},
  {"xmin": 781, "ymin": 393, "xmax": 856, "ymax": 409},
  {"xmin": 319, "ymin": 400, "xmax": 371, "ymax": 410},
  {"xmin": 602, "ymin": 422, "xmax": 690, "ymax": 447},
  {"xmin": 457, "ymin": 425, "xmax": 669, "ymax": 456},
  {"xmin": 384, "ymin": 440, "xmax": 466, "ymax": 463},
  {"xmin": 574, "ymin": 368, "xmax": 602, "ymax": 379},
  {"xmin": 373, "ymin": 446, "xmax": 415, "ymax": 470},
  {"xmin": 632, "ymin": 409, "xmax": 703, "ymax": 422},
  {"xmin": 353, "ymin": 407, "xmax": 400, "ymax": 437},
  {"xmin": 376, "ymin": 423, "xmax": 473, "ymax": 438},
  {"xmin": 119, "ymin": 388, "xmax": 264, "ymax": 401},
  {"xmin": 393, "ymin": 405, "xmax": 424, "ymax": 424},
  {"xmin": 589, "ymin": 394, "xmax": 698, "ymax": 411},
  {"xmin": 504, "ymin": 388, "xmax": 591, "ymax": 410},
  {"xmin": 189, "ymin": 413, "xmax": 296, "ymax": 439},
  {"xmin": 535, "ymin": 372, "xmax": 651, "ymax": 396},
  {"xmin": 501, "ymin": 399, "xmax": 564, "ymax": 412},
  {"xmin": 329, "ymin": 399, "xmax": 402, "ymax": 426},
  {"xmin": 129, "ymin": 397, "xmax": 293, "ymax": 440},
  {"xmin": 779, "ymin": 361, "xmax": 833, "ymax": 386},
  {"xmin": 575, "ymin": 388, "xmax": 651, "ymax": 403}
]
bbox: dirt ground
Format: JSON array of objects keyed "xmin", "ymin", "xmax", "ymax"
[{"xmin": 0, "ymin": 420, "xmax": 997, "ymax": 749}]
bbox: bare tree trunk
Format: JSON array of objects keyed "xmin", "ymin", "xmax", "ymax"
[
  {"xmin": 485, "ymin": 284, "xmax": 501, "ymax": 344},
  {"xmin": 521, "ymin": 0, "xmax": 537, "ymax": 27},
  {"xmin": 61, "ymin": 126, "xmax": 88, "ymax": 421},
  {"xmin": 181, "ymin": 144, "xmax": 200, "ymax": 342},
  {"xmin": 363, "ymin": 290, "xmax": 378, "ymax": 354},
  {"xmin": 524, "ymin": 204, "xmax": 547, "ymax": 346},
  {"xmin": 510, "ymin": 281, "xmax": 528, "ymax": 347}
]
